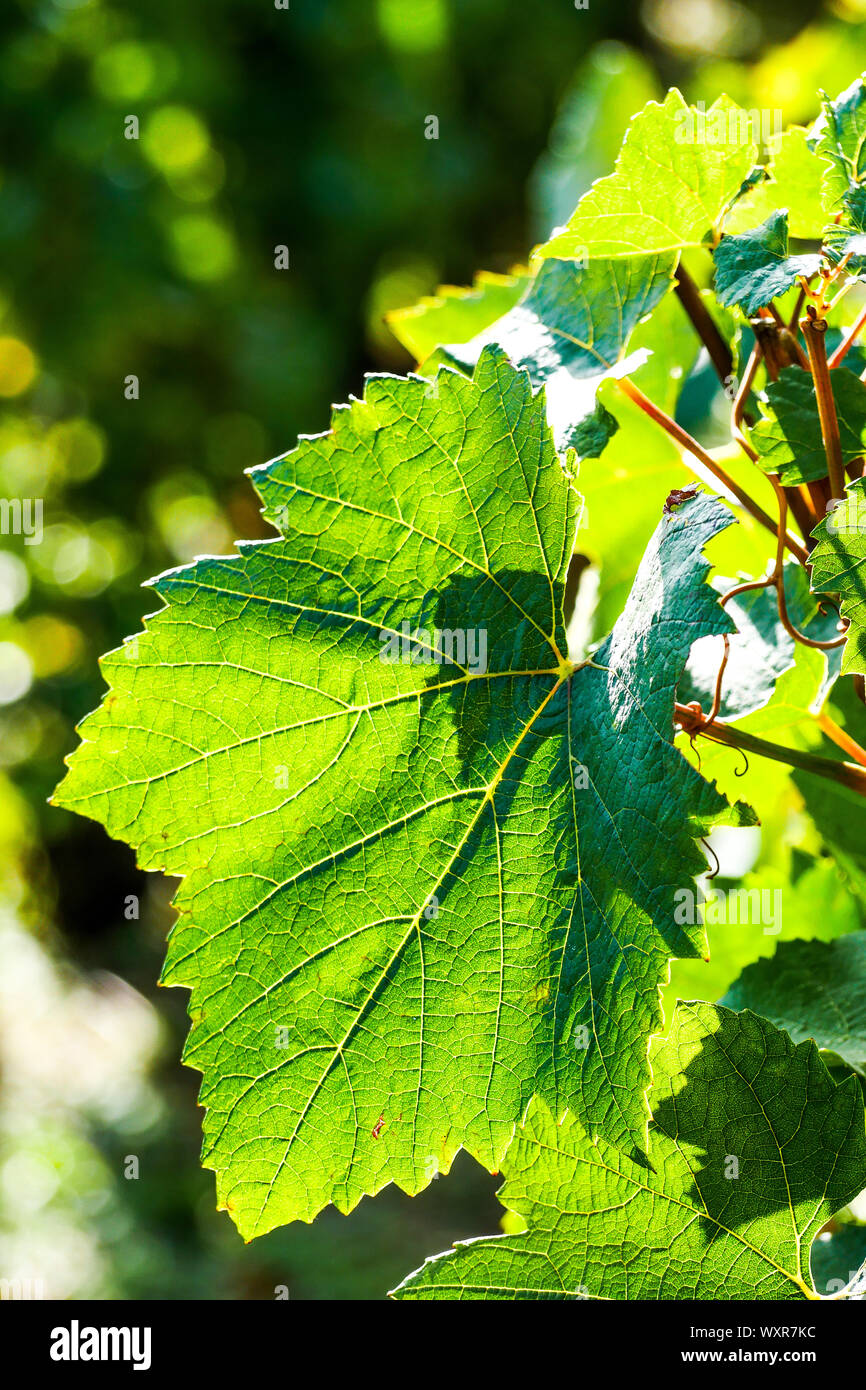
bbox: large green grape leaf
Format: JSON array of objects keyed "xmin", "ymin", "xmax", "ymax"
[
  {"xmin": 810, "ymin": 476, "xmax": 866, "ymax": 675},
  {"xmin": 431, "ymin": 253, "xmax": 677, "ymax": 454},
  {"xmin": 393, "ymin": 1003, "xmax": 866, "ymax": 1300},
  {"xmin": 713, "ymin": 211, "xmax": 822, "ymax": 316},
  {"xmin": 751, "ymin": 365, "xmax": 866, "ymax": 486},
  {"xmin": 540, "ymin": 91, "xmax": 757, "ymax": 261},
  {"xmin": 722, "ymin": 935, "xmax": 866, "ymax": 1075},
  {"xmin": 725, "ymin": 126, "xmax": 832, "ymax": 239},
  {"xmin": 53, "ymin": 348, "xmax": 752, "ymax": 1238},
  {"xmin": 386, "ymin": 269, "xmax": 530, "ymax": 365}
]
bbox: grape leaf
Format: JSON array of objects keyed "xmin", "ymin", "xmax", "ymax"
[
  {"xmin": 713, "ymin": 211, "xmax": 822, "ymax": 316},
  {"xmin": 810, "ymin": 477, "xmax": 866, "ymax": 675},
  {"xmin": 725, "ymin": 127, "xmax": 832, "ymax": 240},
  {"xmin": 722, "ymin": 935, "xmax": 866, "ymax": 1076},
  {"xmin": 386, "ymin": 269, "xmax": 530, "ymax": 365},
  {"xmin": 824, "ymin": 184, "xmax": 866, "ymax": 276},
  {"xmin": 431, "ymin": 253, "xmax": 677, "ymax": 454},
  {"xmin": 540, "ymin": 91, "xmax": 757, "ymax": 261},
  {"xmin": 810, "ymin": 76, "xmax": 866, "ymax": 215},
  {"xmin": 393, "ymin": 1003, "xmax": 866, "ymax": 1300},
  {"xmin": 53, "ymin": 347, "xmax": 753, "ymax": 1237},
  {"xmin": 750, "ymin": 365, "xmax": 866, "ymax": 486}
]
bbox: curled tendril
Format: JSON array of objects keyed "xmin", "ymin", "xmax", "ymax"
[
  {"xmin": 689, "ymin": 731, "xmax": 703, "ymax": 775},
  {"xmin": 699, "ymin": 836, "xmax": 721, "ymax": 880}
]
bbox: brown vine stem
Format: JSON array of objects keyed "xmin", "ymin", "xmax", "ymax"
[
  {"xmin": 814, "ymin": 710, "xmax": 866, "ymax": 768},
  {"xmin": 828, "ymin": 301, "xmax": 866, "ymax": 368},
  {"xmin": 730, "ymin": 347, "xmax": 760, "ymax": 460},
  {"xmin": 617, "ymin": 378, "xmax": 809, "ymax": 565},
  {"xmin": 767, "ymin": 476, "xmax": 847, "ymax": 649},
  {"xmin": 805, "ymin": 479, "xmax": 829, "ymax": 523},
  {"xmin": 788, "ymin": 283, "xmax": 808, "ymax": 332},
  {"xmin": 674, "ymin": 262, "xmax": 733, "ymax": 387},
  {"xmin": 801, "ymin": 309, "xmax": 846, "ymax": 501},
  {"xmin": 674, "ymin": 703, "xmax": 866, "ymax": 794},
  {"xmin": 704, "ymin": 575, "xmax": 779, "ymax": 728}
]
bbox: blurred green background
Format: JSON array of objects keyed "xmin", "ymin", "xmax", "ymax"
[{"xmin": 2, "ymin": 0, "xmax": 866, "ymax": 1299}]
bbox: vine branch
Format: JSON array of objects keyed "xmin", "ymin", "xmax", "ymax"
[
  {"xmin": 674, "ymin": 262, "xmax": 734, "ymax": 387},
  {"xmin": 801, "ymin": 308, "xmax": 846, "ymax": 500},
  {"xmin": 674, "ymin": 703, "xmax": 866, "ymax": 795},
  {"xmin": 617, "ymin": 377, "xmax": 809, "ymax": 564}
]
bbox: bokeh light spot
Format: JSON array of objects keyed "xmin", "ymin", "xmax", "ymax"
[
  {"xmin": 377, "ymin": 0, "xmax": 448, "ymax": 53},
  {"xmin": 0, "ymin": 339, "xmax": 37, "ymax": 397},
  {"xmin": 168, "ymin": 215, "xmax": 237, "ymax": 282},
  {"xmin": 142, "ymin": 106, "xmax": 209, "ymax": 175}
]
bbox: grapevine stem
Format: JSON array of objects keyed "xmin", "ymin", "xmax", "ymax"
[
  {"xmin": 617, "ymin": 377, "xmax": 809, "ymax": 564},
  {"xmin": 801, "ymin": 310, "xmax": 846, "ymax": 501},
  {"xmin": 767, "ymin": 476, "xmax": 845, "ymax": 649},
  {"xmin": 674, "ymin": 262, "xmax": 733, "ymax": 386},
  {"xmin": 828, "ymin": 302, "xmax": 866, "ymax": 368},
  {"xmin": 674, "ymin": 703, "xmax": 866, "ymax": 794},
  {"xmin": 730, "ymin": 347, "xmax": 760, "ymax": 460},
  {"xmin": 814, "ymin": 711, "xmax": 866, "ymax": 767}
]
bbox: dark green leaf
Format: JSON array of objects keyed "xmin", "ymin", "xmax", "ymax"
[
  {"xmin": 713, "ymin": 211, "xmax": 821, "ymax": 316},
  {"xmin": 722, "ymin": 934, "xmax": 866, "ymax": 1075},
  {"xmin": 751, "ymin": 366, "xmax": 866, "ymax": 486},
  {"xmin": 436, "ymin": 253, "xmax": 677, "ymax": 453}
]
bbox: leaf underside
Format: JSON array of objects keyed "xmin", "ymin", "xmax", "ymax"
[
  {"xmin": 722, "ymin": 935, "xmax": 866, "ymax": 1076},
  {"xmin": 393, "ymin": 1003, "xmax": 866, "ymax": 1301},
  {"xmin": 54, "ymin": 347, "xmax": 752, "ymax": 1238}
]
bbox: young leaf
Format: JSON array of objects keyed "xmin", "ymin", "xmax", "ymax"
[
  {"xmin": 725, "ymin": 126, "xmax": 832, "ymax": 240},
  {"xmin": 540, "ymin": 91, "xmax": 757, "ymax": 261},
  {"xmin": 713, "ymin": 211, "xmax": 822, "ymax": 316},
  {"xmin": 386, "ymin": 269, "xmax": 530, "ymax": 365},
  {"xmin": 810, "ymin": 76, "xmax": 866, "ymax": 215},
  {"xmin": 53, "ymin": 348, "xmax": 752, "ymax": 1236},
  {"xmin": 721, "ymin": 935, "xmax": 866, "ymax": 1075},
  {"xmin": 392, "ymin": 1003, "xmax": 866, "ymax": 1300},
  {"xmin": 810, "ymin": 477, "xmax": 866, "ymax": 675},
  {"xmin": 432, "ymin": 253, "xmax": 677, "ymax": 453},
  {"xmin": 824, "ymin": 184, "xmax": 866, "ymax": 275},
  {"xmin": 751, "ymin": 365, "xmax": 866, "ymax": 485}
]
